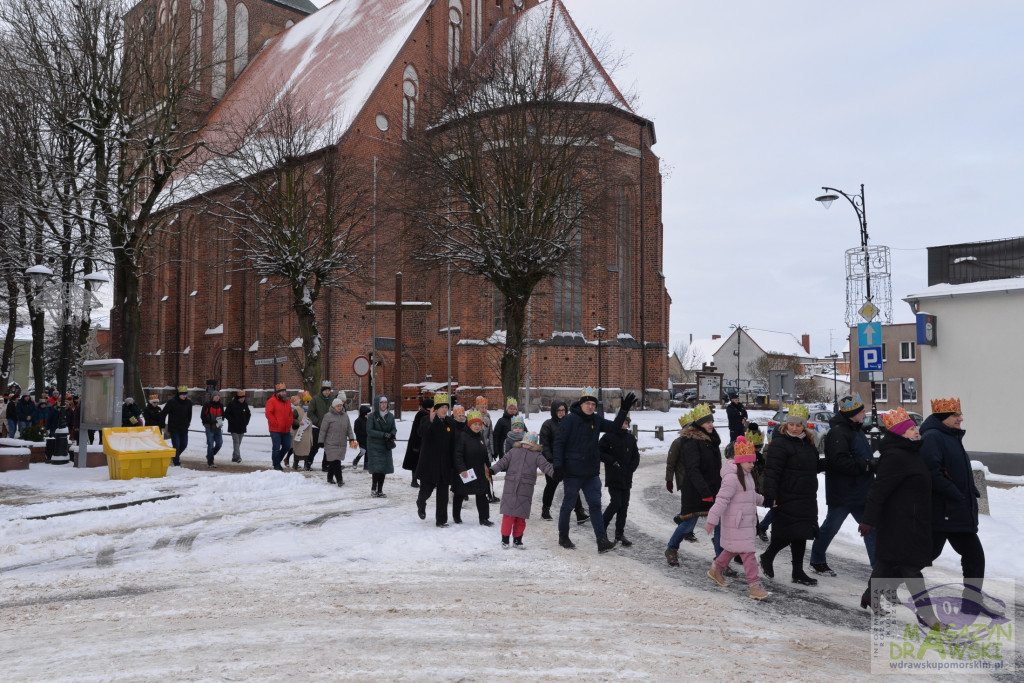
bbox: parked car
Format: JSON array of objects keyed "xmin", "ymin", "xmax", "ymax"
[
  {"xmin": 681, "ymin": 389, "xmax": 697, "ymax": 403},
  {"xmin": 863, "ymin": 410, "xmax": 924, "ymax": 430},
  {"xmin": 765, "ymin": 406, "xmax": 835, "ymax": 453}
]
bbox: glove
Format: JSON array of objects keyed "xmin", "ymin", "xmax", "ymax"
[
  {"xmin": 129, "ymin": 416, "xmax": 139, "ymax": 425},
  {"xmin": 620, "ymin": 392, "xmax": 637, "ymax": 413},
  {"xmin": 762, "ymin": 499, "xmax": 774, "ymax": 509},
  {"xmin": 858, "ymin": 523, "xmax": 873, "ymax": 537},
  {"xmin": 666, "ymin": 481, "xmax": 673, "ymax": 493},
  {"xmin": 704, "ymin": 523, "xmax": 715, "ymax": 535},
  {"xmin": 701, "ymin": 496, "xmax": 714, "ymax": 503}
]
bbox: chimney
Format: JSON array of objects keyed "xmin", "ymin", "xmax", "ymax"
[
  {"xmin": 801, "ymin": 334, "xmax": 810, "ymax": 354},
  {"xmin": 711, "ymin": 334, "xmax": 721, "ymax": 340}
]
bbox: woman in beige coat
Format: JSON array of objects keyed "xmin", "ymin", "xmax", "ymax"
[
  {"xmin": 319, "ymin": 398, "xmax": 357, "ymax": 486},
  {"xmin": 290, "ymin": 396, "xmax": 315, "ymax": 470}
]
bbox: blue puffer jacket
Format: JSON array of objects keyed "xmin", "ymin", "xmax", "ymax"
[
  {"xmin": 553, "ymin": 401, "xmax": 628, "ymax": 479},
  {"xmin": 919, "ymin": 414, "xmax": 979, "ymax": 533}
]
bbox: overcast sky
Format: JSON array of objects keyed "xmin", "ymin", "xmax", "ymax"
[{"xmin": 559, "ymin": 0, "xmax": 1024, "ymax": 356}]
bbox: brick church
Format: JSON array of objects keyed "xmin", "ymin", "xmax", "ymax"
[{"xmin": 134, "ymin": 0, "xmax": 670, "ymax": 411}]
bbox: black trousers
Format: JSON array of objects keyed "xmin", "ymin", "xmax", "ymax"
[
  {"xmin": 453, "ymin": 493, "xmax": 489, "ymax": 523},
  {"xmin": 763, "ymin": 534, "xmax": 807, "ymax": 578},
  {"xmin": 326, "ymin": 460, "xmax": 344, "ymax": 483},
  {"xmin": 371, "ymin": 473, "xmax": 386, "ymax": 492},
  {"xmin": 602, "ymin": 487, "xmax": 631, "ymax": 537},
  {"xmin": 417, "ymin": 482, "xmax": 451, "ymax": 524},
  {"xmin": 932, "ymin": 530, "xmax": 986, "ymax": 591},
  {"xmin": 866, "ymin": 560, "xmax": 934, "ymax": 618},
  {"xmin": 542, "ymin": 473, "xmax": 585, "ymax": 517}
]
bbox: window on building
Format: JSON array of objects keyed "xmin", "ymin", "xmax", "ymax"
[
  {"xmin": 899, "ymin": 341, "xmax": 916, "ymax": 361},
  {"xmin": 448, "ymin": 1, "xmax": 463, "ymax": 81},
  {"xmin": 211, "ymin": 0, "xmax": 227, "ymax": 98},
  {"xmin": 233, "ymin": 3, "xmax": 249, "ymax": 76},
  {"xmin": 616, "ymin": 186, "xmax": 632, "ymax": 334},
  {"xmin": 190, "ymin": 0, "xmax": 204, "ymax": 85},
  {"xmin": 402, "ymin": 65, "xmax": 418, "ymax": 141},
  {"xmin": 901, "ymin": 379, "xmax": 918, "ymax": 403},
  {"xmin": 876, "ymin": 382, "xmax": 888, "ymax": 402},
  {"xmin": 553, "ymin": 198, "xmax": 583, "ymax": 333},
  {"xmin": 881, "ymin": 342, "xmax": 887, "ymax": 362},
  {"xmin": 471, "ymin": 0, "xmax": 482, "ymax": 52}
]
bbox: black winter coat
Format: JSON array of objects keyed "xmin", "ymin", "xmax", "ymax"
[
  {"xmin": 415, "ymin": 414, "xmax": 457, "ymax": 486},
  {"xmin": 162, "ymin": 396, "xmax": 193, "ymax": 433},
  {"xmin": 823, "ymin": 413, "xmax": 875, "ymax": 507},
  {"xmin": 919, "ymin": 414, "xmax": 979, "ymax": 533},
  {"xmin": 223, "ymin": 398, "xmax": 251, "ymax": 434},
  {"xmin": 143, "ymin": 404, "xmax": 165, "ymax": 430},
  {"xmin": 453, "ymin": 429, "xmax": 491, "ymax": 496},
  {"xmin": 553, "ymin": 401, "xmax": 628, "ymax": 479},
  {"xmin": 600, "ymin": 428, "xmax": 640, "ymax": 489},
  {"xmin": 354, "ymin": 409, "xmax": 369, "ymax": 449},
  {"xmin": 402, "ymin": 408, "xmax": 429, "ymax": 471},
  {"xmin": 726, "ymin": 401, "xmax": 748, "ymax": 440},
  {"xmin": 539, "ymin": 401, "xmax": 566, "ymax": 463},
  {"xmin": 863, "ymin": 433, "xmax": 932, "ymax": 568},
  {"xmin": 763, "ymin": 426, "xmax": 824, "ymax": 540},
  {"xmin": 679, "ymin": 425, "xmax": 723, "ymax": 515},
  {"xmin": 6, "ymin": 399, "xmax": 18, "ymax": 420},
  {"xmin": 493, "ymin": 409, "xmax": 517, "ymax": 457},
  {"xmin": 121, "ymin": 401, "xmax": 143, "ymax": 427}
]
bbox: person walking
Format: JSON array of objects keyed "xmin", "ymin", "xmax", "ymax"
[
  {"xmin": 810, "ymin": 395, "xmax": 877, "ymax": 576},
  {"xmin": 121, "ymin": 397, "xmax": 143, "ymax": 427},
  {"xmin": 415, "ymin": 392, "xmax": 457, "ymax": 525},
  {"xmin": 162, "ymin": 386, "xmax": 193, "ymax": 466},
  {"xmin": 492, "ymin": 397, "xmax": 519, "ymax": 457},
  {"xmin": 16, "ymin": 393, "xmax": 35, "ymax": 436},
  {"xmin": 200, "ymin": 392, "xmax": 225, "ymax": 467},
  {"xmin": 600, "ymin": 414, "xmax": 640, "ymax": 547},
  {"xmin": 402, "ymin": 396, "xmax": 433, "ymax": 487},
  {"xmin": 6, "ymin": 393, "xmax": 19, "ymax": 438},
  {"xmin": 490, "ymin": 431, "xmax": 554, "ymax": 548},
  {"xmin": 319, "ymin": 397, "xmax": 357, "ymax": 487},
  {"xmin": 265, "ymin": 383, "xmax": 293, "ymax": 471},
  {"xmin": 857, "ymin": 407, "xmax": 936, "ymax": 624},
  {"xmin": 68, "ymin": 395, "xmax": 82, "ymax": 444},
  {"xmin": 540, "ymin": 400, "xmax": 586, "ymax": 522},
  {"xmin": 365, "ymin": 395, "xmax": 397, "ymax": 498},
  {"xmin": 33, "ymin": 399, "xmax": 57, "ymax": 436},
  {"xmin": 306, "ymin": 380, "xmax": 337, "ymax": 472},
  {"xmin": 553, "ymin": 387, "xmax": 636, "ymax": 552},
  {"xmin": 704, "ymin": 437, "xmax": 771, "ymax": 601},
  {"xmin": 760, "ymin": 404, "xmax": 824, "ymax": 587},
  {"xmin": 452, "ymin": 409, "xmax": 494, "ymax": 526},
  {"xmin": 475, "ymin": 395, "xmax": 499, "ymax": 503},
  {"xmin": 223, "ymin": 391, "xmax": 251, "ymax": 463},
  {"xmin": 290, "ymin": 395, "xmax": 315, "ymax": 470},
  {"xmin": 664, "ymin": 404, "xmax": 726, "ymax": 568},
  {"xmin": 143, "ymin": 395, "xmax": 165, "ymax": 435},
  {"xmin": 353, "ymin": 404, "xmax": 371, "ymax": 468},
  {"xmin": 726, "ymin": 391, "xmax": 748, "ymax": 443},
  {"xmin": 920, "ymin": 397, "xmax": 993, "ymax": 614},
  {"xmin": 665, "ymin": 411, "xmax": 697, "ymax": 544}
]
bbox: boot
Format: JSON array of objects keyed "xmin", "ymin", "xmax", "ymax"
[
  {"xmin": 707, "ymin": 565, "xmax": 728, "ymax": 587},
  {"xmin": 664, "ymin": 547, "xmax": 679, "ymax": 567},
  {"xmin": 417, "ymin": 501, "xmax": 426, "ymax": 520},
  {"xmin": 327, "ymin": 473, "xmax": 335, "ymax": 484},
  {"xmin": 479, "ymin": 519, "xmax": 494, "ymax": 527},
  {"xmin": 597, "ymin": 537, "xmax": 618, "ymax": 553},
  {"xmin": 410, "ymin": 477, "xmax": 419, "ymax": 488},
  {"xmin": 759, "ymin": 552, "xmax": 774, "ymax": 579},
  {"xmin": 558, "ymin": 535, "xmax": 576, "ymax": 550},
  {"xmin": 512, "ymin": 536, "xmax": 524, "ymax": 549},
  {"xmin": 576, "ymin": 513, "xmax": 590, "ymax": 526},
  {"xmin": 749, "ymin": 583, "xmax": 771, "ymax": 601},
  {"xmin": 541, "ymin": 507, "xmax": 552, "ymax": 520},
  {"xmin": 336, "ymin": 477, "xmax": 344, "ymax": 487},
  {"xmin": 792, "ymin": 570, "xmax": 818, "ymax": 587},
  {"xmin": 615, "ymin": 534, "xmax": 633, "ymax": 547},
  {"xmin": 501, "ymin": 535, "xmax": 510, "ymax": 549},
  {"xmin": 282, "ymin": 453, "xmax": 290, "ymax": 467},
  {"xmin": 351, "ymin": 453, "xmax": 362, "ymax": 467}
]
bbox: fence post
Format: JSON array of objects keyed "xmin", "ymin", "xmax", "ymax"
[
  {"xmin": 631, "ymin": 424, "xmax": 638, "ymax": 438},
  {"xmin": 655, "ymin": 425, "xmax": 664, "ymax": 441}
]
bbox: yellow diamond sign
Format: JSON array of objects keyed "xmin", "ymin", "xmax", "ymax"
[{"xmin": 859, "ymin": 301, "xmax": 879, "ymax": 321}]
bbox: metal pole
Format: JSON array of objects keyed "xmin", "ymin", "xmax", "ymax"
[{"xmin": 394, "ymin": 272, "xmax": 402, "ymax": 420}]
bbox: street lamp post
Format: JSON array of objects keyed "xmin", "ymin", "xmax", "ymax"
[
  {"xmin": 828, "ymin": 352, "xmax": 840, "ymax": 412},
  {"xmin": 593, "ymin": 325, "xmax": 605, "ymax": 412},
  {"xmin": 729, "ymin": 323, "xmax": 745, "ymax": 397},
  {"xmin": 25, "ymin": 265, "xmax": 107, "ymax": 462},
  {"xmin": 816, "ymin": 183, "xmax": 880, "ymax": 447}
]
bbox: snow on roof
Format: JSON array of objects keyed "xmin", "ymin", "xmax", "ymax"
[
  {"xmin": 682, "ymin": 338, "xmax": 725, "ymax": 370},
  {"xmin": 904, "ymin": 277, "xmax": 1024, "ymax": 301},
  {"xmin": 744, "ymin": 328, "xmax": 812, "ymax": 359}
]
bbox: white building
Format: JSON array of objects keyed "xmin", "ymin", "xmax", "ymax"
[{"xmin": 711, "ymin": 327, "xmax": 813, "ymax": 391}]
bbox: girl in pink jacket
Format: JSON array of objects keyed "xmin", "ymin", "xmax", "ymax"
[{"xmin": 704, "ymin": 437, "xmax": 771, "ymax": 601}]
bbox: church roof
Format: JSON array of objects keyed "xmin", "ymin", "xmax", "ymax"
[{"xmin": 267, "ymin": 0, "xmax": 318, "ymax": 14}]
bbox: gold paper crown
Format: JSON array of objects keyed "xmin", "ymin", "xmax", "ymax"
[
  {"xmin": 788, "ymin": 403, "xmax": 809, "ymax": 420},
  {"xmin": 177, "ymin": 385, "xmax": 188, "ymax": 393},
  {"xmin": 452, "ymin": 405, "xmax": 466, "ymax": 418},
  {"xmin": 747, "ymin": 431, "xmax": 764, "ymax": 446},
  {"xmin": 511, "ymin": 415, "xmax": 526, "ymax": 429},
  {"xmin": 678, "ymin": 411, "xmax": 694, "ymax": 428},
  {"xmin": 302, "ymin": 391, "xmax": 312, "ymax": 402},
  {"xmin": 580, "ymin": 386, "xmax": 598, "ymax": 400},
  {"xmin": 930, "ymin": 397, "xmax": 961, "ymax": 414},
  {"xmin": 433, "ymin": 392, "xmax": 450, "ymax": 406},
  {"xmin": 839, "ymin": 395, "xmax": 864, "ymax": 412},
  {"xmin": 506, "ymin": 396, "xmax": 517, "ymax": 407},
  {"xmin": 733, "ymin": 437, "xmax": 756, "ymax": 457},
  {"xmin": 466, "ymin": 409, "xmax": 483, "ymax": 424},
  {"xmin": 691, "ymin": 403, "xmax": 712, "ymax": 421},
  {"xmin": 881, "ymin": 406, "xmax": 913, "ymax": 430}
]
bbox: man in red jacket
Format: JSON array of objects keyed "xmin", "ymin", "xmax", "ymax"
[{"xmin": 265, "ymin": 383, "xmax": 293, "ymax": 471}]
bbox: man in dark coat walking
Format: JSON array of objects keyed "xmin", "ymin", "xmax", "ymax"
[
  {"xmin": 492, "ymin": 397, "xmax": 519, "ymax": 457},
  {"xmin": 810, "ymin": 395, "xmax": 877, "ymax": 576},
  {"xmin": 920, "ymin": 397, "xmax": 992, "ymax": 612},
  {"xmin": 725, "ymin": 392, "xmax": 747, "ymax": 442},
  {"xmin": 553, "ymin": 387, "xmax": 636, "ymax": 552},
  {"xmin": 162, "ymin": 386, "xmax": 193, "ymax": 466},
  {"xmin": 415, "ymin": 392, "xmax": 458, "ymax": 527},
  {"xmin": 223, "ymin": 391, "xmax": 252, "ymax": 463},
  {"xmin": 600, "ymin": 415, "xmax": 640, "ymax": 547},
  {"xmin": 402, "ymin": 396, "xmax": 433, "ymax": 488},
  {"xmin": 539, "ymin": 400, "xmax": 586, "ymax": 522}
]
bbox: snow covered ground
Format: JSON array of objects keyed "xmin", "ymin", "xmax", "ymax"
[{"xmin": 1, "ymin": 406, "xmax": 1021, "ymax": 680}]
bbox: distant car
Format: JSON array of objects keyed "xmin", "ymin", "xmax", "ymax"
[
  {"xmin": 765, "ymin": 407, "xmax": 835, "ymax": 453},
  {"xmin": 681, "ymin": 389, "xmax": 697, "ymax": 402}
]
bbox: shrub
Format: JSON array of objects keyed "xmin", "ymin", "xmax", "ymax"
[{"xmin": 19, "ymin": 425, "xmax": 46, "ymax": 442}]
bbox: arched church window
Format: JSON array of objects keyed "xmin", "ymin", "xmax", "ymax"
[
  {"xmin": 402, "ymin": 64, "xmax": 419, "ymax": 141},
  {"xmin": 616, "ymin": 186, "xmax": 632, "ymax": 334},
  {"xmin": 190, "ymin": 0, "xmax": 204, "ymax": 85},
  {"xmin": 234, "ymin": 3, "xmax": 249, "ymax": 76},
  {"xmin": 553, "ymin": 193, "xmax": 583, "ymax": 333},
  {"xmin": 212, "ymin": 0, "xmax": 227, "ymax": 98},
  {"xmin": 471, "ymin": 0, "xmax": 482, "ymax": 52},
  {"xmin": 448, "ymin": 0, "xmax": 462, "ymax": 81}
]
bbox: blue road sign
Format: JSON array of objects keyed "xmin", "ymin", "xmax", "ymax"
[
  {"xmin": 857, "ymin": 322, "xmax": 882, "ymax": 348},
  {"xmin": 859, "ymin": 346, "xmax": 883, "ymax": 372}
]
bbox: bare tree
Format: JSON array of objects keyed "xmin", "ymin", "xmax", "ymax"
[
  {"xmin": 746, "ymin": 354, "xmax": 802, "ymax": 391},
  {"xmin": 397, "ymin": 14, "xmax": 634, "ymax": 399},
  {"xmin": 200, "ymin": 90, "xmax": 371, "ymax": 392}
]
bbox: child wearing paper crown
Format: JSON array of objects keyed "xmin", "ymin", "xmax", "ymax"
[
  {"xmin": 503, "ymin": 415, "xmax": 527, "ymax": 455},
  {"xmin": 704, "ymin": 437, "xmax": 772, "ymax": 601},
  {"xmin": 490, "ymin": 431, "xmax": 554, "ymax": 549}
]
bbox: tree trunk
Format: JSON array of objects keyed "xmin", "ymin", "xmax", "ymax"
[
  {"xmin": 29, "ymin": 306, "xmax": 45, "ymax": 400},
  {"xmin": 500, "ymin": 296, "xmax": 528, "ymax": 403},
  {"xmin": 114, "ymin": 248, "xmax": 144, "ymax": 402},
  {"xmin": 1, "ymin": 273, "xmax": 18, "ymax": 390},
  {"xmin": 294, "ymin": 295, "xmax": 321, "ymax": 395}
]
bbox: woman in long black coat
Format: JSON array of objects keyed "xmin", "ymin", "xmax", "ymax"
[
  {"xmin": 452, "ymin": 412, "xmax": 494, "ymax": 526},
  {"xmin": 402, "ymin": 397, "xmax": 433, "ymax": 488},
  {"xmin": 859, "ymin": 417, "xmax": 934, "ymax": 621},
  {"xmin": 761, "ymin": 412, "xmax": 824, "ymax": 585}
]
